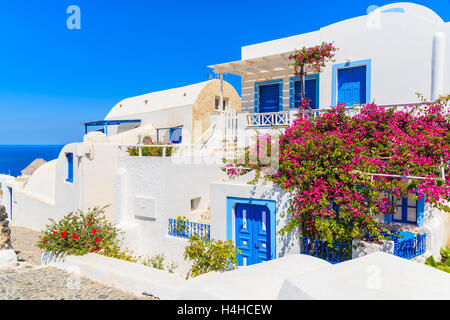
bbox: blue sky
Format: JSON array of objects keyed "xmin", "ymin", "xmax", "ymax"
[{"xmin": 0, "ymin": 0, "xmax": 448, "ymax": 144}]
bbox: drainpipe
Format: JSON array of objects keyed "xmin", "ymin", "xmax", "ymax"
[{"xmin": 431, "ymin": 32, "xmax": 446, "ymax": 101}]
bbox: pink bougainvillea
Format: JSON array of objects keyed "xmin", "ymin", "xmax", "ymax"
[{"xmin": 269, "ymin": 101, "xmax": 450, "ymax": 242}]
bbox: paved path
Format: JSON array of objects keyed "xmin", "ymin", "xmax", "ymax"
[{"xmin": 0, "ymin": 226, "xmax": 155, "ymax": 300}]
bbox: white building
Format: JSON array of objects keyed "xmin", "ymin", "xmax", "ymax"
[
  {"xmin": 207, "ymin": 2, "xmax": 450, "ymax": 267},
  {"xmin": 5, "ymin": 2, "xmax": 449, "ymax": 273}
]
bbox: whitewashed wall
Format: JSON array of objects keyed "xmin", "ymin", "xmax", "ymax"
[
  {"xmin": 209, "ymin": 172, "xmax": 299, "ymax": 259},
  {"xmin": 9, "ymin": 140, "xmax": 119, "ymax": 231},
  {"xmin": 113, "ymin": 155, "xmax": 225, "ymax": 274}
]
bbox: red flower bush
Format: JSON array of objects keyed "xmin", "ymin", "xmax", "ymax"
[{"xmin": 36, "ymin": 206, "xmax": 133, "ymax": 259}]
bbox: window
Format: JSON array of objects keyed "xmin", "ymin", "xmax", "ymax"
[
  {"xmin": 157, "ymin": 127, "xmax": 182, "ymax": 144},
  {"xmin": 392, "ymin": 196, "xmax": 417, "ymax": 224},
  {"xmin": 290, "ymin": 75, "xmax": 319, "ymax": 109},
  {"xmin": 169, "ymin": 127, "xmax": 182, "ymax": 144},
  {"xmin": 258, "ymin": 83, "xmax": 281, "ymax": 113},
  {"xmin": 332, "ymin": 59, "xmax": 371, "ymax": 107},
  {"xmin": 337, "ymin": 65, "xmax": 367, "ymax": 106},
  {"xmin": 66, "ymin": 153, "xmax": 74, "ymax": 183},
  {"xmin": 191, "ymin": 197, "xmax": 201, "ymax": 211},
  {"xmin": 214, "ymin": 96, "xmax": 229, "ymax": 111},
  {"xmin": 254, "ymin": 80, "xmax": 283, "ymax": 113}
]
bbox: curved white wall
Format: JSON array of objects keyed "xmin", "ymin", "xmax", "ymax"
[{"xmin": 24, "ymin": 160, "xmax": 57, "ymax": 202}]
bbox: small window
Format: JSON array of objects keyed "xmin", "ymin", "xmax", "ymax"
[
  {"xmin": 392, "ymin": 196, "xmax": 417, "ymax": 224},
  {"xmin": 215, "ymin": 96, "xmax": 229, "ymax": 111},
  {"xmin": 191, "ymin": 197, "xmax": 201, "ymax": 210},
  {"xmin": 66, "ymin": 153, "xmax": 74, "ymax": 183}
]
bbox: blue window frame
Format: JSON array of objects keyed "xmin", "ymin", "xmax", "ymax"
[
  {"xmin": 254, "ymin": 79, "xmax": 283, "ymax": 113},
  {"xmin": 156, "ymin": 127, "xmax": 182, "ymax": 144},
  {"xmin": 66, "ymin": 153, "xmax": 74, "ymax": 183},
  {"xmin": 332, "ymin": 59, "xmax": 372, "ymax": 107},
  {"xmin": 385, "ymin": 194, "xmax": 425, "ymax": 226},
  {"xmin": 289, "ymin": 74, "xmax": 319, "ymax": 109},
  {"xmin": 392, "ymin": 197, "xmax": 417, "ymax": 224}
]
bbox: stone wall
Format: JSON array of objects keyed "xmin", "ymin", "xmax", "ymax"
[{"xmin": 0, "ymin": 205, "xmax": 12, "ymax": 250}]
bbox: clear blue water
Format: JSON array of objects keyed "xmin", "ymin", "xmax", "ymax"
[{"xmin": 0, "ymin": 145, "xmax": 64, "ymax": 177}]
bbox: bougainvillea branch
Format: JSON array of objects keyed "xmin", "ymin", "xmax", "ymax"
[{"xmin": 289, "ymin": 42, "xmax": 338, "ymax": 109}]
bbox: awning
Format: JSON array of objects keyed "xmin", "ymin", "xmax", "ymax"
[{"xmin": 208, "ymin": 51, "xmax": 316, "ymax": 76}]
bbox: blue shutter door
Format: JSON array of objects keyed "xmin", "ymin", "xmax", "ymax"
[
  {"xmin": 294, "ymin": 79, "xmax": 317, "ymax": 109},
  {"xmin": 337, "ymin": 66, "xmax": 366, "ymax": 106},
  {"xmin": 235, "ymin": 203, "xmax": 272, "ymax": 266},
  {"xmin": 259, "ymin": 84, "xmax": 280, "ymax": 113},
  {"xmin": 235, "ymin": 204, "xmax": 253, "ymax": 266},
  {"xmin": 252, "ymin": 205, "xmax": 271, "ymax": 264},
  {"xmin": 8, "ymin": 187, "xmax": 12, "ymax": 221},
  {"xmin": 66, "ymin": 153, "xmax": 73, "ymax": 183},
  {"xmin": 170, "ymin": 127, "xmax": 182, "ymax": 144}
]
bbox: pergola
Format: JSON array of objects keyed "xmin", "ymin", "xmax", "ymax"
[
  {"xmin": 208, "ymin": 52, "xmax": 295, "ymax": 76},
  {"xmin": 82, "ymin": 119, "xmax": 141, "ymax": 135},
  {"xmin": 208, "ymin": 51, "xmax": 316, "ymax": 111}
]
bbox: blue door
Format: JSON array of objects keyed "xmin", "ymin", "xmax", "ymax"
[
  {"xmin": 294, "ymin": 79, "xmax": 317, "ymax": 109},
  {"xmin": 337, "ymin": 66, "xmax": 366, "ymax": 106},
  {"xmin": 258, "ymin": 84, "xmax": 280, "ymax": 113},
  {"xmin": 235, "ymin": 203, "xmax": 271, "ymax": 266}
]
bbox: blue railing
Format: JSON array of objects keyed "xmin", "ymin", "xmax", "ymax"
[
  {"xmin": 387, "ymin": 231, "xmax": 427, "ymax": 259},
  {"xmin": 367, "ymin": 231, "xmax": 427, "ymax": 259},
  {"xmin": 300, "ymin": 237, "xmax": 352, "ymax": 264},
  {"xmin": 168, "ymin": 218, "xmax": 210, "ymax": 240}
]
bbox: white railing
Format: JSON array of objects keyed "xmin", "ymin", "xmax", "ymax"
[{"xmin": 246, "ymin": 111, "xmax": 291, "ymax": 128}]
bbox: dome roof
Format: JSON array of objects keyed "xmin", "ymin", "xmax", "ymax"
[{"xmin": 105, "ymin": 80, "xmax": 216, "ymax": 120}]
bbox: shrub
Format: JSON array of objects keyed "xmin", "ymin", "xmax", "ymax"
[
  {"xmin": 36, "ymin": 206, "xmax": 137, "ymax": 261},
  {"xmin": 141, "ymin": 253, "xmax": 178, "ymax": 274},
  {"xmin": 183, "ymin": 234, "xmax": 240, "ymax": 279},
  {"xmin": 128, "ymin": 145, "xmax": 173, "ymax": 157},
  {"xmin": 425, "ymin": 246, "xmax": 450, "ymax": 273}
]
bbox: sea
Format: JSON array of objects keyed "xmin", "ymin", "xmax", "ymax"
[{"xmin": 0, "ymin": 145, "xmax": 64, "ymax": 177}]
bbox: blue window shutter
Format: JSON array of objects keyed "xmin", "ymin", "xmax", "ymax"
[
  {"xmin": 66, "ymin": 153, "xmax": 73, "ymax": 183},
  {"xmin": 338, "ymin": 66, "xmax": 367, "ymax": 106},
  {"xmin": 259, "ymin": 84, "xmax": 281, "ymax": 113},
  {"xmin": 294, "ymin": 79, "xmax": 317, "ymax": 109},
  {"xmin": 417, "ymin": 195, "xmax": 425, "ymax": 227},
  {"xmin": 170, "ymin": 128, "xmax": 182, "ymax": 144}
]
